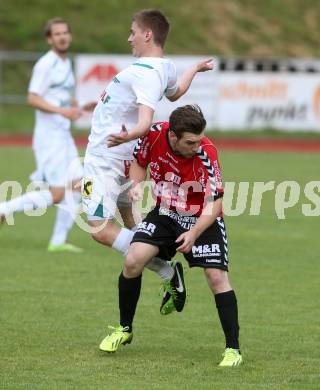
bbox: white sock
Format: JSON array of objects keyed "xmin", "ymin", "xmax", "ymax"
[
  {"xmin": 49, "ymin": 191, "xmax": 81, "ymax": 246},
  {"xmin": 0, "ymin": 189, "xmax": 53, "ymax": 214},
  {"xmin": 112, "ymin": 228, "xmax": 134, "ymax": 256},
  {"xmin": 146, "ymin": 257, "xmax": 174, "ymax": 281}
]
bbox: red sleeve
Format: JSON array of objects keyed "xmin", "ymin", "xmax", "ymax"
[
  {"xmin": 200, "ymin": 142, "xmax": 224, "ymax": 201},
  {"xmin": 133, "ymin": 122, "xmax": 164, "ymax": 167},
  {"xmin": 133, "ymin": 133, "xmax": 152, "ymax": 167}
]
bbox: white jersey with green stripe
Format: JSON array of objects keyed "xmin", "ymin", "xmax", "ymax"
[
  {"xmin": 86, "ymin": 56, "xmax": 178, "ymax": 160},
  {"xmin": 28, "ymin": 50, "xmax": 75, "ymax": 145}
]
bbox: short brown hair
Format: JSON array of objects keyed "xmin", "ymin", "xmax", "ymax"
[
  {"xmin": 44, "ymin": 17, "xmax": 70, "ymax": 37},
  {"xmin": 169, "ymin": 105, "xmax": 206, "ymax": 139},
  {"xmin": 132, "ymin": 9, "xmax": 170, "ymax": 48}
]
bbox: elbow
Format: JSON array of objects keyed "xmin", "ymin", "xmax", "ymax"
[
  {"xmin": 167, "ymin": 87, "xmax": 182, "ymax": 102},
  {"xmin": 167, "ymin": 93, "xmax": 180, "ymax": 102},
  {"xmin": 27, "ymin": 94, "xmax": 35, "ymax": 107},
  {"xmin": 167, "ymin": 96, "xmax": 176, "ymax": 102}
]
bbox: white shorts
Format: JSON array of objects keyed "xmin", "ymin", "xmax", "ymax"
[
  {"xmin": 82, "ymin": 152, "xmax": 132, "ymax": 220},
  {"xmin": 31, "ymin": 135, "xmax": 83, "ymax": 187}
]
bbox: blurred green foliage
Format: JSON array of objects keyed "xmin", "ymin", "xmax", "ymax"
[
  {"xmin": 1, "ymin": 0, "xmax": 320, "ymax": 134},
  {"xmin": 1, "ymin": 0, "xmax": 320, "ymax": 56}
]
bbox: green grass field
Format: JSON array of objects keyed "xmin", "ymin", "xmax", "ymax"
[{"xmin": 0, "ymin": 147, "xmax": 319, "ymax": 389}]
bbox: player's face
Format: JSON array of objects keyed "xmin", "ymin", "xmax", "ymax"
[
  {"xmin": 170, "ymin": 131, "xmax": 204, "ymax": 158},
  {"xmin": 128, "ymin": 21, "xmax": 147, "ymax": 57},
  {"xmin": 47, "ymin": 23, "xmax": 71, "ymax": 55}
]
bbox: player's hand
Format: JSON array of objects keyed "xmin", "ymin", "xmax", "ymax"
[
  {"xmin": 128, "ymin": 182, "xmax": 143, "ymax": 202},
  {"xmin": 195, "ymin": 58, "xmax": 214, "ymax": 72},
  {"xmin": 59, "ymin": 107, "xmax": 82, "ymax": 121},
  {"xmin": 175, "ymin": 230, "xmax": 198, "ymax": 253},
  {"xmin": 107, "ymin": 125, "xmax": 129, "ymax": 147}
]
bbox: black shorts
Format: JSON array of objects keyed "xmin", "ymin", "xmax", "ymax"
[{"xmin": 131, "ymin": 206, "xmax": 229, "ymax": 270}]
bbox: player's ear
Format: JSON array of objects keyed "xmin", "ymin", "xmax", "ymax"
[
  {"xmin": 145, "ymin": 29, "xmax": 152, "ymax": 42},
  {"xmin": 168, "ymin": 130, "xmax": 178, "ymax": 142}
]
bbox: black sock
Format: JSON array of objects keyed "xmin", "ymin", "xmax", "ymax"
[
  {"xmin": 118, "ymin": 272, "xmax": 142, "ymax": 333},
  {"xmin": 215, "ymin": 290, "xmax": 240, "ymax": 350}
]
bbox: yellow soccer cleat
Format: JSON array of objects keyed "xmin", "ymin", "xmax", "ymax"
[
  {"xmin": 219, "ymin": 348, "xmax": 243, "ymax": 367},
  {"xmin": 99, "ymin": 325, "xmax": 133, "ymax": 353}
]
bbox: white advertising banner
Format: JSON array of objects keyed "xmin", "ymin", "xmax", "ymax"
[
  {"xmin": 75, "ymin": 54, "xmax": 218, "ymax": 129},
  {"xmin": 75, "ymin": 55, "xmax": 320, "ymax": 131},
  {"xmin": 216, "ymin": 73, "xmax": 320, "ymax": 131}
]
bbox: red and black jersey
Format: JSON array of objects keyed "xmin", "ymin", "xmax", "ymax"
[{"xmin": 133, "ymin": 122, "xmax": 224, "ymax": 217}]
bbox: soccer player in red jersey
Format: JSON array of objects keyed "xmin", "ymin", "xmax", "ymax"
[{"xmin": 99, "ymin": 105, "xmax": 243, "ymax": 366}]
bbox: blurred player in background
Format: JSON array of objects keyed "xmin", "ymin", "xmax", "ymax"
[
  {"xmin": 0, "ymin": 17, "xmax": 89, "ymax": 253},
  {"xmin": 82, "ymin": 9, "xmax": 213, "ymax": 308},
  {"xmin": 99, "ymin": 105, "xmax": 243, "ymax": 367}
]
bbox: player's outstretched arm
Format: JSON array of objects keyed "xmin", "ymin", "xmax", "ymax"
[
  {"xmin": 107, "ymin": 104, "xmax": 154, "ymax": 147},
  {"xmin": 167, "ymin": 58, "xmax": 214, "ymax": 102},
  {"xmin": 27, "ymin": 93, "xmax": 82, "ymax": 120}
]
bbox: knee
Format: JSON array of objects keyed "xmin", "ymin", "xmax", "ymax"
[
  {"xmin": 205, "ymin": 269, "xmax": 230, "ymax": 292},
  {"xmin": 124, "ymin": 252, "xmax": 142, "ymax": 277}
]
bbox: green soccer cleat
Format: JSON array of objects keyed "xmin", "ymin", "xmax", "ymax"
[
  {"xmin": 160, "ymin": 261, "xmax": 186, "ymax": 315},
  {"xmin": 160, "ymin": 294, "xmax": 175, "ymax": 315},
  {"xmin": 219, "ymin": 348, "xmax": 243, "ymax": 367},
  {"xmin": 47, "ymin": 243, "xmax": 83, "ymax": 253},
  {"xmin": 99, "ymin": 325, "xmax": 133, "ymax": 353}
]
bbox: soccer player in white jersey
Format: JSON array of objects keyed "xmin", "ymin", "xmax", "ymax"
[
  {"xmin": 82, "ymin": 9, "xmax": 213, "ymax": 313},
  {"xmin": 0, "ymin": 18, "xmax": 86, "ymax": 253}
]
